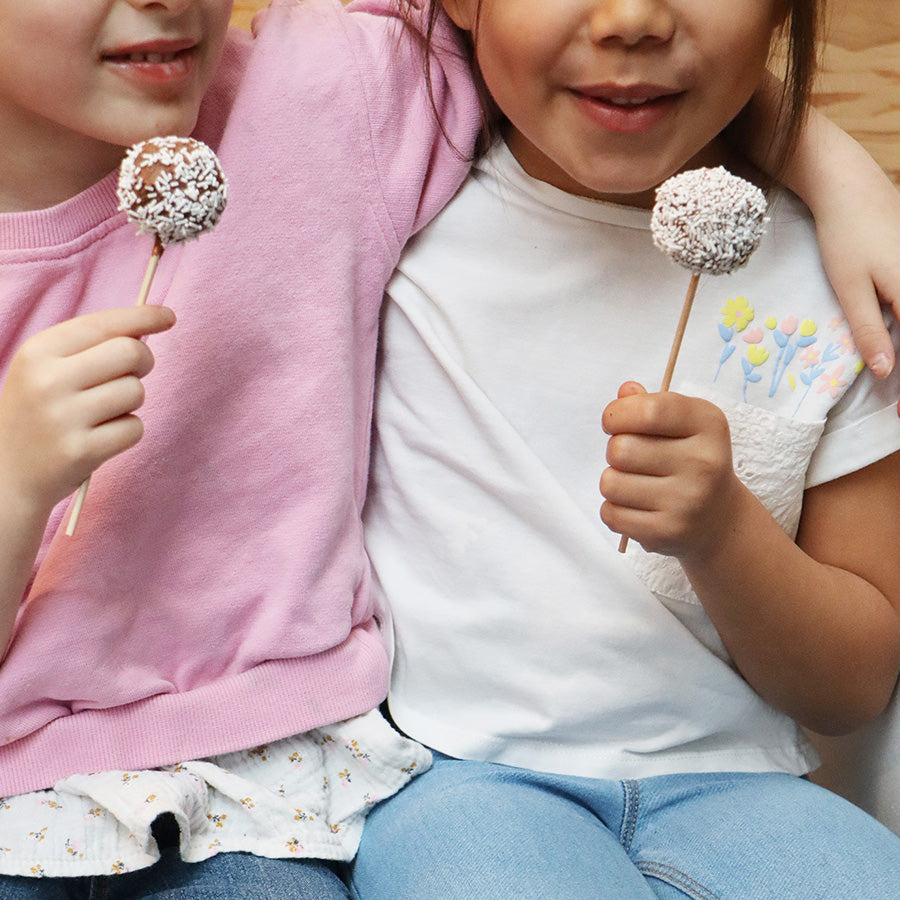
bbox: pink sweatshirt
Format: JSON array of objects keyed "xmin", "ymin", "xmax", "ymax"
[{"xmin": 0, "ymin": 0, "xmax": 479, "ymax": 795}]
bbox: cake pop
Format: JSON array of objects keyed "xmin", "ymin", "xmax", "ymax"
[
  {"xmin": 66, "ymin": 137, "xmax": 228, "ymax": 536},
  {"xmin": 618, "ymin": 167, "xmax": 768, "ymax": 553}
]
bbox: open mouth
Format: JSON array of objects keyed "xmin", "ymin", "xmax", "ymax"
[
  {"xmin": 103, "ymin": 48, "xmax": 191, "ymax": 64},
  {"xmin": 571, "ymin": 87, "xmax": 682, "ymax": 134},
  {"xmin": 602, "ymin": 96, "xmax": 659, "ymax": 107}
]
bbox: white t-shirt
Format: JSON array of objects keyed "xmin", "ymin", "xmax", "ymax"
[{"xmin": 365, "ymin": 141, "xmax": 900, "ymax": 780}]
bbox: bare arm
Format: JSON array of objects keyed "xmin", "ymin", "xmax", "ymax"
[
  {"xmin": 601, "ymin": 385, "xmax": 900, "ymax": 735},
  {"xmin": 749, "ymin": 77, "xmax": 900, "ymax": 383},
  {"xmin": 0, "ymin": 305, "xmax": 175, "ymax": 659}
]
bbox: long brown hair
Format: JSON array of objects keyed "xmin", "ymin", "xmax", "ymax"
[{"xmin": 396, "ymin": 0, "xmax": 823, "ymax": 178}]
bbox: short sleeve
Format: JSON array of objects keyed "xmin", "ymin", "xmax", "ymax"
[{"xmin": 806, "ymin": 317, "xmax": 900, "ymax": 487}]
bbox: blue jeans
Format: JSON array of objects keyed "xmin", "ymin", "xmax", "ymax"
[
  {"xmin": 0, "ymin": 818, "xmax": 351, "ymax": 899},
  {"xmin": 348, "ymin": 751, "xmax": 900, "ymax": 899}
]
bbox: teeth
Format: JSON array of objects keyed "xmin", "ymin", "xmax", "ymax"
[
  {"xmin": 127, "ymin": 51, "xmax": 177, "ymax": 63},
  {"xmin": 608, "ymin": 97, "xmax": 648, "ymax": 106}
]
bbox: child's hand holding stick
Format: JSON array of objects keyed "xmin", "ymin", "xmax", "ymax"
[
  {"xmin": 617, "ymin": 167, "xmax": 768, "ymax": 553},
  {"xmin": 65, "ymin": 137, "xmax": 227, "ymax": 536}
]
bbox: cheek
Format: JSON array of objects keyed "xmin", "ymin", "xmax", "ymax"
[{"xmin": 474, "ymin": 30, "xmax": 549, "ymax": 123}]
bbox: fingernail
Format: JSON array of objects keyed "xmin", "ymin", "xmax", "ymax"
[{"xmin": 870, "ymin": 353, "xmax": 893, "ymax": 378}]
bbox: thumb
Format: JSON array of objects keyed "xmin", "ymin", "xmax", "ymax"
[{"xmin": 617, "ymin": 381, "xmax": 648, "ymax": 399}]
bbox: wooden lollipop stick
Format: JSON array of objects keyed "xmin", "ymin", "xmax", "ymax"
[
  {"xmin": 65, "ymin": 238, "xmax": 165, "ymax": 537},
  {"xmin": 618, "ymin": 272, "xmax": 701, "ymax": 554},
  {"xmin": 135, "ymin": 237, "xmax": 164, "ymax": 306}
]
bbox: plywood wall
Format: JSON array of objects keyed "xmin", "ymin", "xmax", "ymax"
[
  {"xmin": 230, "ymin": 0, "xmax": 899, "ymax": 185},
  {"xmin": 816, "ymin": 0, "xmax": 900, "ymax": 185}
]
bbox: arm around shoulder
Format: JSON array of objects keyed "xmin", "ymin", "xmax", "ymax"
[{"xmin": 778, "ymin": 102, "xmax": 900, "ymax": 381}]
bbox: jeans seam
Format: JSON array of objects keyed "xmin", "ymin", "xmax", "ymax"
[
  {"xmin": 637, "ymin": 861, "xmax": 722, "ymax": 900},
  {"xmin": 619, "ymin": 779, "xmax": 640, "ymax": 854}
]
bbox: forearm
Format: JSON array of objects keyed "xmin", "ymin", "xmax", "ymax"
[
  {"xmin": 0, "ymin": 485, "xmax": 51, "ymax": 662},
  {"xmin": 745, "ymin": 72, "xmax": 872, "ymax": 210},
  {"xmin": 680, "ymin": 479, "xmax": 900, "ymax": 736}
]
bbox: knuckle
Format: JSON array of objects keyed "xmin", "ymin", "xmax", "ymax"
[
  {"xmin": 117, "ymin": 337, "xmax": 150, "ymax": 371},
  {"xmin": 849, "ymin": 322, "xmax": 886, "ymax": 341},
  {"xmin": 126, "ymin": 377, "xmax": 147, "ymax": 409},
  {"xmin": 605, "ymin": 434, "xmax": 628, "ymax": 466}
]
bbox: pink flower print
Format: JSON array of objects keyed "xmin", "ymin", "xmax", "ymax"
[
  {"xmin": 827, "ymin": 316, "xmax": 846, "ymax": 331},
  {"xmin": 817, "ymin": 364, "xmax": 847, "ymax": 398},
  {"xmin": 779, "ymin": 315, "xmax": 798, "ymax": 336},
  {"xmin": 835, "ymin": 332, "xmax": 856, "ymax": 355},
  {"xmin": 798, "ymin": 346, "xmax": 820, "ymax": 369},
  {"xmin": 742, "ymin": 326, "xmax": 764, "ymax": 345}
]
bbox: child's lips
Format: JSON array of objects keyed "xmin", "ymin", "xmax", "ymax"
[
  {"xmin": 102, "ymin": 41, "xmax": 198, "ymax": 85},
  {"xmin": 575, "ymin": 82, "xmax": 682, "ymax": 106},
  {"xmin": 571, "ymin": 85, "xmax": 683, "ymax": 134}
]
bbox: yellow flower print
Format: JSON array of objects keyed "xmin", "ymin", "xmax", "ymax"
[
  {"xmin": 29, "ymin": 827, "xmax": 48, "ymax": 842},
  {"xmin": 207, "ymin": 813, "xmax": 227, "ymax": 829},
  {"xmin": 240, "ymin": 797, "xmax": 255, "ymax": 810},
  {"xmin": 721, "ymin": 296, "xmax": 755, "ymax": 332},
  {"xmin": 746, "ymin": 344, "xmax": 769, "ymax": 367},
  {"xmin": 30, "ymin": 866, "xmax": 46, "ymax": 877},
  {"xmin": 111, "ymin": 861, "xmax": 126, "ymax": 874},
  {"xmin": 286, "ymin": 837, "xmax": 301, "ymax": 853},
  {"xmin": 799, "ymin": 318, "xmax": 817, "ymax": 337}
]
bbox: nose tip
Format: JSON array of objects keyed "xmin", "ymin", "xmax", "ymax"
[{"xmin": 588, "ymin": 0, "xmax": 676, "ymax": 48}]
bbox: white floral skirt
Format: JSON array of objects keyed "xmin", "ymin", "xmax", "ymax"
[{"xmin": 0, "ymin": 709, "xmax": 430, "ymax": 878}]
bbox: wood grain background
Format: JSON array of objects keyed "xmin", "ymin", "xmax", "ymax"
[{"xmin": 230, "ymin": 1, "xmax": 900, "ymax": 185}]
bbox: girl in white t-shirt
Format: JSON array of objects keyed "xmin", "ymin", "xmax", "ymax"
[{"xmin": 349, "ymin": 1, "xmax": 900, "ymax": 897}]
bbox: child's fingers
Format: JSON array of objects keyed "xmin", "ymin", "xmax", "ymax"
[
  {"xmin": 36, "ymin": 306, "xmax": 176, "ymax": 358},
  {"xmin": 80, "ymin": 413, "xmax": 147, "ymax": 465},
  {"xmin": 606, "ymin": 432, "xmax": 671, "ymax": 476},
  {"xmin": 835, "ymin": 279, "xmax": 895, "ymax": 378},
  {"xmin": 74, "ymin": 374, "xmax": 148, "ymax": 430},
  {"xmin": 69, "ymin": 336, "xmax": 158, "ymax": 391},
  {"xmin": 603, "ymin": 390, "xmax": 712, "ymax": 438}
]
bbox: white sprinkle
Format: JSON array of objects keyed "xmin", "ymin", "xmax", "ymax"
[
  {"xmin": 117, "ymin": 136, "xmax": 227, "ymax": 246},
  {"xmin": 651, "ymin": 167, "xmax": 768, "ymax": 276}
]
